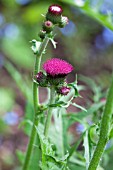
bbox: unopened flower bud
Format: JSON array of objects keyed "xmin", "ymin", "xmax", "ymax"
[
  {"xmin": 35, "ymin": 72, "xmax": 47, "ymax": 87},
  {"xmin": 38, "ymin": 30, "xmax": 46, "ymax": 40},
  {"xmin": 59, "ymin": 86, "xmax": 70, "ymax": 95},
  {"xmin": 42, "ymin": 21, "xmax": 53, "ymax": 33},
  {"xmin": 46, "ymin": 4, "xmax": 63, "ymax": 24},
  {"xmin": 59, "ymin": 16, "xmax": 69, "ymax": 28},
  {"xmin": 36, "ymin": 72, "xmax": 43, "ymax": 82}
]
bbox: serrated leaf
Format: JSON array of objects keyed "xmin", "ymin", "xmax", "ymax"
[
  {"xmin": 35, "ymin": 123, "xmax": 69, "ymax": 170},
  {"xmin": 49, "ymin": 108, "xmax": 71, "ymax": 158}
]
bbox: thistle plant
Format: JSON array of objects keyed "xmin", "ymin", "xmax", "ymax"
[
  {"xmin": 21, "ymin": 4, "xmax": 113, "ymax": 170},
  {"xmin": 22, "ymin": 4, "xmax": 73, "ymax": 170}
]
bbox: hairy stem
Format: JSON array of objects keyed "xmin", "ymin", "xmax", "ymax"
[
  {"xmin": 44, "ymin": 86, "xmax": 55, "ymax": 138},
  {"xmin": 22, "ymin": 37, "xmax": 49, "ymax": 170},
  {"xmin": 88, "ymin": 75, "xmax": 113, "ymax": 170}
]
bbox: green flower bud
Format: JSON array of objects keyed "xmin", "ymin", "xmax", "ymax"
[
  {"xmin": 58, "ymin": 16, "xmax": 69, "ymax": 28},
  {"xmin": 46, "ymin": 4, "xmax": 63, "ymax": 24},
  {"xmin": 38, "ymin": 30, "xmax": 46, "ymax": 40},
  {"xmin": 42, "ymin": 21, "xmax": 53, "ymax": 33}
]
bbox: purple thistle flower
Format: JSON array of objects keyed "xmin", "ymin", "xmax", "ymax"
[{"xmin": 43, "ymin": 58, "xmax": 73, "ymax": 77}]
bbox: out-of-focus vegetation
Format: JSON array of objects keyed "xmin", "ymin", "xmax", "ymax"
[{"xmin": 0, "ymin": 0, "xmax": 113, "ymax": 170}]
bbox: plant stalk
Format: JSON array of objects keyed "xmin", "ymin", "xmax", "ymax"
[
  {"xmin": 44, "ymin": 86, "xmax": 55, "ymax": 137},
  {"xmin": 88, "ymin": 75, "xmax": 113, "ymax": 170},
  {"xmin": 22, "ymin": 37, "xmax": 49, "ymax": 170}
]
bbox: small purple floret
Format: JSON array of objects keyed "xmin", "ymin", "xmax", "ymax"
[
  {"xmin": 44, "ymin": 21, "xmax": 53, "ymax": 28},
  {"xmin": 59, "ymin": 86, "xmax": 70, "ymax": 95},
  {"xmin": 36, "ymin": 72, "xmax": 43, "ymax": 83},
  {"xmin": 43, "ymin": 58, "xmax": 73, "ymax": 77}
]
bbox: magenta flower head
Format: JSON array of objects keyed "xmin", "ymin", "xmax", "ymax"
[
  {"xmin": 59, "ymin": 86, "xmax": 71, "ymax": 95},
  {"xmin": 48, "ymin": 4, "xmax": 63, "ymax": 16},
  {"xmin": 46, "ymin": 4, "xmax": 63, "ymax": 24},
  {"xmin": 43, "ymin": 58, "xmax": 73, "ymax": 78}
]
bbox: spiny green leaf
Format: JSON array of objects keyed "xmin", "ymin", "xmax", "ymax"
[{"xmin": 35, "ymin": 124, "xmax": 69, "ymax": 170}]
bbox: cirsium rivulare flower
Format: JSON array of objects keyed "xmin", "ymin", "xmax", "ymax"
[{"xmin": 43, "ymin": 58, "xmax": 73, "ymax": 77}]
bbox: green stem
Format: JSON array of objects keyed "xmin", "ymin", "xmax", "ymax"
[
  {"xmin": 44, "ymin": 86, "xmax": 55, "ymax": 138},
  {"xmin": 88, "ymin": 75, "xmax": 113, "ymax": 170},
  {"xmin": 22, "ymin": 37, "xmax": 49, "ymax": 170}
]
